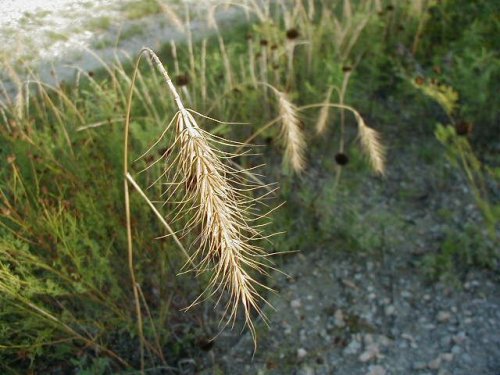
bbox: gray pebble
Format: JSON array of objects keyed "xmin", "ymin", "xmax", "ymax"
[
  {"xmin": 343, "ymin": 339, "xmax": 361, "ymax": 355},
  {"xmin": 437, "ymin": 311, "xmax": 451, "ymax": 323}
]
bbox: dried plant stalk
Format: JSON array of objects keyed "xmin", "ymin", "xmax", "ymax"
[{"xmin": 316, "ymin": 86, "xmax": 334, "ymax": 135}]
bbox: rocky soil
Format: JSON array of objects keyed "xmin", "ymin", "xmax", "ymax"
[{"xmin": 197, "ymin": 126, "xmax": 500, "ymax": 375}]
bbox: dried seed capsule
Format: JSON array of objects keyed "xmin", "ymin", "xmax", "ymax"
[
  {"xmin": 286, "ymin": 28, "xmax": 300, "ymax": 40},
  {"xmin": 175, "ymin": 73, "xmax": 190, "ymax": 87},
  {"xmin": 455, "ymin": 121, "xmax": 473, "ymax": 136},
  {"xmin": 335, "ymin": 153, "xmax": 349, "ymax": 166}
]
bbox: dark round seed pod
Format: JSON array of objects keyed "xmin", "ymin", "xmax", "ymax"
[
  {"xmin": 286, "ymin": 28, "xmax": 300, "ymax": 40},
  {"xmin": 175, "ymin": 74, "xmax": 190, "ymax": 87},
  {"xmin": 342, "ymin": 66, "xmax": 352, "ymax": 73},
  {"xmin": 196, "ymin": 337, "xmax": 214, "ymax": 351},
  {"xmin": 270, "ymin": 44, "xmax": 278, "ymax": 50},
  {"xmin": 386, "ymin": 5, "xmax": 394, "ymax": 11},
  {"xmin": 414, "ymin": 76, "xmax": 425, "ymax": 85},
  {"xmin": 260, "ymin": 39, "xmax": 269, "ymax": 47},
  {"xmin": 88, "ymin": 71, "xmax": 95, "ymax": 77},
  {"xmin": 246, "ymin": 33, "xmax": 253, "ymax": 40},
  {"xmin": 335, "ymin": 153, "xmax": 349, "ymax": 166},
  {"xmin": 455, "ymin": 121, "xmax": 473, "ymax": 136}
]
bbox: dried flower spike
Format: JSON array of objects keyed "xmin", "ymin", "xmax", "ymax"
[{"xmin": 139, "ymin": 48, "xmax": 276, "ymax": 343}]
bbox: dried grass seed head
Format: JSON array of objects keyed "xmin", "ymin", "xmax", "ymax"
[
  {"xmin": 275, "ymin": 91, "xmax": 307, "ymax": 174},
  {"xmin": 139, "ymin": 48, "xmax": 277, "ymax": 344},
  {"xmin": 357, "ymin": 117, "xmax": 386, "ymax": 175}
]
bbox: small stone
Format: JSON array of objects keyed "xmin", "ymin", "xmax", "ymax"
[
  {"xmin": 462, "ymin": 353, "xmax": 472, "ymax": 364},
  {"xmin": 343, "ymin": 339, "xmax": 361, "ymax": 355},
  {"xmin": 359, "ymin": 345, "xmax": 380, "ymax": 362},
  {"xmin": 401, "ymin": 290, "xmax": 412, "ymax": 298},
  {"xmin": 334, "ymin": 309, "xmax": 345, "ymax": 327},
  {"xmin": 401, "ymin": 333, "xmax": 415, "ymax": 342},
  {"xmin": 451, "ymin": 345, "xmax": 461, "ymax": 355},
  {"xmin": 359, "ymin": 351, "xmax": 374, "ymax": 362},
  {"xmin": 385, "ymin": 305, "xmax": 396, "ymax": 316},
  {"xmin": 440, "ymin": 336, "xmax": 452, "ymax": 347},
  {"xmin": 398, "ymin": 340, "xmax": 408, "ymax": 349},
  {"xmin": 413, "ymin": 362, "xmax": 427, "ymax": 370},
  {"xmin": 441, "ymin": 353, "xmax": 453, "ymax": 362},
  {"xmin": 378, "ymin": 335, "xmax": 392, "ymax": 347},
  {"xmin": 298, "ymin": 365, "xmax": 314, "ymax": 375},
  {"xmin": 366, "ymin": 365, "xmax": 386, "ymax": 375},
  {"xmin": 452, "ymin": 331, "xmax": 466, "ymax": 344},
  {"xmin": 437, "ymin": 311, "xmax": 451, "ymax": 323},
  {"xmin": 364, "ymin": 334, "xmax": 374, "ymax": 346},
  {"xmin": 428, "ymin": 357, "xmax": 442, "ymax": 370},
  {"xmin": 297, "ymin": 348, "xmax": 308, "ymax": 360},
  {"xmin": 291, "ymin": 299, "xmax": 302, "ymax": 309}
]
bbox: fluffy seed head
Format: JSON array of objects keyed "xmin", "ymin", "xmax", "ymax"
[
  {"xmin": 171, "ymin": 111, "xmax": 273, "ymax": 339},
  {"xmin": 275, "ymin": 91, "xmax": 307, "ymax": 174},
  {"xmin": 357, "ymin": 117, "xmax": 386, "ymax": 175},
  {"xmin": 141, "ymin": 48, "xmax": 276, "ymax": 344}
]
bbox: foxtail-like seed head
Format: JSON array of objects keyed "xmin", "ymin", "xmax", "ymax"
[{"xmin": 276, "ymin": 91, "xmax": 307, "ymax": 174}]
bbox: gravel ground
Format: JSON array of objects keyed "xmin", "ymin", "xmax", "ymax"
[{"xmin": 196, "ymin": 127, "xmax": 500, "ymax": 375}]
